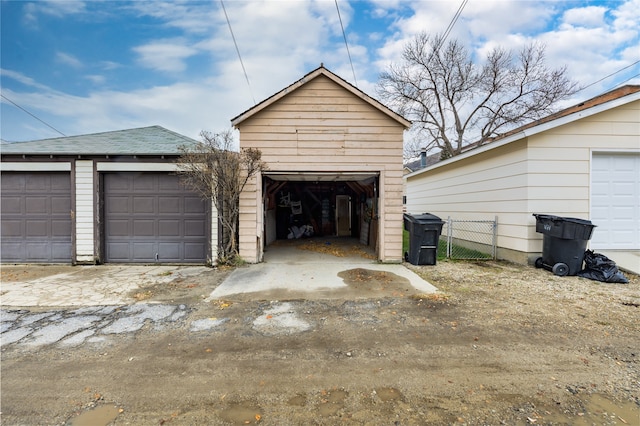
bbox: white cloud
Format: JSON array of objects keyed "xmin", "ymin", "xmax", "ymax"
[
  {"xmin": 85, "ymin": 75, "xmax": 106, "ymax": 85},
  {"xmin": 562, "ymin": 6, "xmax": 607, "ymax": 28},
  {"xmin": 55, "ymin": 52, "xmax": 83, "ymax": 68},
  {"xmin": 23, "ymin": 0, "xmax": 86, "ymax": 25},
  {"xmin": 100, "ymin": 61, "xmax": 122, "ymax": 71},
  {"xmin": 1, "ymin": 69, "xmax": 53, "ymax": 92},
  {"xmin": 133, "ymin": 39, "xmax": 199, "ymax": 73},
  {"xmin": 128, "ymin": 1, "xmax": 217, "ymax": 35}
]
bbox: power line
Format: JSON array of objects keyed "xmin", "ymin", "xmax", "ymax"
[
  {"xmin": 578, "ymin": 59, "xmax": 640, "ymax": 93},
  {"xmin": 1, "ymin": 93, "xmax": 66, "ymax": 137},
  {"xmin": 220, "ymin": 0, "xmax": 255, "ymax": 105},
  {"xmin": 440, "ymin": 0, "xmax": 468, "ymax": 47},
  {"xmin": 335, "ymin": 0, "xmax": 357, "ymax": 87},
  {"xmin": 601, "ymin": 72, "xmax": 640, "ymax": 95}
]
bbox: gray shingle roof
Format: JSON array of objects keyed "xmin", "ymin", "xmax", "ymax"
[{"xmin": 0, "ymin": 126, "xmax": 198, "ymax": 156}]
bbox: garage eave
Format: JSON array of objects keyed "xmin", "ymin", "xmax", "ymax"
[{"xmin": 264, "ymin": 171, "xmax": 379, "ymax": 182}]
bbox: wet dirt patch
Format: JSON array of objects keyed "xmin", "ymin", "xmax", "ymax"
[
  {"xmin": 128, "ymin": 268, "xmax": 231, "ymax": 304},
  {"xmin": 374, "ymin": 387, "xmax": 404, "ymax": 402},
  {"xmin": 67, "ymin": 404, "xmax": 121, "ymax": 426},
  {"xmin": 338, "ymin": 268, "xmax": 417, "ymax": 297},
  {"xmin": 287, "ymin": 394, "xmax": 307, "ymax": 407},
  {"xmin": 217, "ymin": 401, "xmax": 262, "ymax": 425},
  {"xmin": 318, "ymin": 389, "xmax": 348, "ymax": 417},
  {"xmin": 540, "ymin": 393, "xmax": 640, "ymax": 425}
]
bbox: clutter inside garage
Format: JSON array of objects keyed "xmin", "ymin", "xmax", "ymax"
[{"xmin": 263, "ymin": 175, "xmax": 378, "ymax": 249}]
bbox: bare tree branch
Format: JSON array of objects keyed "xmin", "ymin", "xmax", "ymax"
[
  {"xmin": 176, "ymin": 129, "xmax": 266, "ymax": 264},
  {"xmin": 378, "ymin": 33, "xmax": 579, "ymax": 160}
]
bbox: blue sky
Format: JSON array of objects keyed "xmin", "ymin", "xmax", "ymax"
[{"xmin": 1, "ymin": 0, "xmax": 639, "ymax": 143}]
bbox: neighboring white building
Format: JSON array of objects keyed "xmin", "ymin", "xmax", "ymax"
[
  {"xmin": 405, "ymin": 86, "xmax": 640, "ymax": 265},
  {"xmin": 1, "ymin": 126, "xmax": 218, "ymax": 265}
]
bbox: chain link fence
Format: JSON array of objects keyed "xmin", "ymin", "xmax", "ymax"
[{"xmin": 439, "ymin": 216, "xmax": 497, "ymax": 260}]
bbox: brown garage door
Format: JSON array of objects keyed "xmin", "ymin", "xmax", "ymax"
[
  {"xmin": 103, "ymin": 172, "xmax": 207, "ymax": 263},
  {"xmin": 1, "ymin": 171, "xmax": 72, "ymax": 263}
]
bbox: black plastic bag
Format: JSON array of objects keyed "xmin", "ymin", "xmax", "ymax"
[{"xmin": 578, "ymin": 250, "xmax": 629, "ymax": 284}]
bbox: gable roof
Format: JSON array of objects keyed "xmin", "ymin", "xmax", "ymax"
[
  {"xmin": 0, "ymin": 125, "xmax": 198, "ymax": 156},
  {"xmin": 231, "ymin": 65, "xmax": 411, "ymax": 129},
  {"xmin": 406, "ymin": 85, "xmax": 640, "ymax": 178}
]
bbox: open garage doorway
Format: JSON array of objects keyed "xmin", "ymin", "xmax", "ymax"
[{"xmin": 262, "ymin": 172, "xmax": 380, "ymax": 256}]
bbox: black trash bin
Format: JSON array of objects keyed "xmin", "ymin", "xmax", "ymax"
[
  {"xmin": 403, "ymin": 213, "xmax": 445, "ymax": 265},
  {"xmin": 533, "ymin": 214, "xmax": 596, "ymax": 276}
]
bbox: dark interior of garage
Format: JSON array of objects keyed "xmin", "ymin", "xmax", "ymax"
[{"xmin": 263, "ymin": 175, "xmax": 378, "ymax": 249}]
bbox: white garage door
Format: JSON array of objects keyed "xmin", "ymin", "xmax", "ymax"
[{"xmin": 590, "ymin": 153, "xmax": 640, "ymax": 249}]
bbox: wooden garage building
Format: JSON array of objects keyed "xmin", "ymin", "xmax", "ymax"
[{"xmin": 232, "ymin": 66, "xmax": 411, "ymax": 263}]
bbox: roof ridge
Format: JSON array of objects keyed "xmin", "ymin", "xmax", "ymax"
[{"xmin": 15, "ymin": 125, "xmax": 165, "ymax": 144}]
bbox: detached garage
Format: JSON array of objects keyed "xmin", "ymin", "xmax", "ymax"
[
  {"xmin": 405, "ymin": 85, "xmax": 640, "ymax": 268},
  {"xmin": 1, "ymin": 126, "xmax": 217, "ymax": 265},
  {"xmin": 233, "ymin": 66, "xmax": 410, "ymax": 263}
]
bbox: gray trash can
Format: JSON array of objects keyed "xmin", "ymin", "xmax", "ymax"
[
  {"xmin": 533, "ymin": 214, "xmax": 596, "ymax": 276},
  {"xmin": 403, "ymin": 213, "xmax": 445, "ymax": 265}
]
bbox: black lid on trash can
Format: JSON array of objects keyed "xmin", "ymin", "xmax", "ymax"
[{"xmin": 404, "ymin": 213, "xmax": 443, "ymax": 223}]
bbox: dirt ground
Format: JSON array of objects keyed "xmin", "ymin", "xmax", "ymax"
[{"xmin": 1, "ymin": 259, "xmax": 639, "ymax": 426}]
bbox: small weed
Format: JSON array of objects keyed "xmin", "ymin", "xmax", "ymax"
[
  {"xmin": 411, "ymin": 293, "xmax": 450, "ymax": 302},
  {"xmin": 133, "ymin": 290, "xmax": 153, "ymax": 301}
]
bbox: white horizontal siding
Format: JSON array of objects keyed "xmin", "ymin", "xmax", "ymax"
[
  {"xmin": 97, "ymin": 162, "xmax": 180, "ymax": 172},
  {"xmin": 75, "ymin": 160, "xmax": 94, "ymax": 260},
  {"xmin": 0, "ymin": 162, "xmax": 71, "ymax": 171},
  {"xmin": 406, "ymin": 99, "xmax": 640, "ymax": 261}
]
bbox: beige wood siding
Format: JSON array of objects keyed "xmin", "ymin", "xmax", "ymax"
[
  {"xmin": 237, "ymin": 74, "xmax": 406, "ymax": 263},
  {"xmin": 405, "ymin": 98, "xmax": 640, "ymax": 263}
]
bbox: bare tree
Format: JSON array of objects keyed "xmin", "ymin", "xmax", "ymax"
[
  {"xmin": 177, "ymin": 130, "xmax": 266, "ymax": 264},
  {"xmin": 378, "ymin": 33, "xmax": 579, "ymax": 159}
]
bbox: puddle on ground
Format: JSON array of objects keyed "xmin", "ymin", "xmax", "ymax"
[
  {"xmin": 288, "ymin": 394, "xmax": 307, "ymax": 407},
  {"xmin": 318, "ymin": 389, "xmax": 348, "ymax": 417},
  {"xmin": 538, "ymin": 394, "xmax": 639, "ymax": 426},
  {"xmin": 67, "ymin": 404, "xmax": 120, "ymax": 426},
  {"xmin": 375, "ymin": 387, "xmax": 404, "ymax": 402},
  {"xmin": 218, "ymin": 401, "xmax": 263, "ymax": 425},
  {"xmin": 338, "ymin": 268, "xmax": 413, "ymax": 296}
]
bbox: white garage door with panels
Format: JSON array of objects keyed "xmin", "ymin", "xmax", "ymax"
[
  {"xmin": 103, "ymin": 172, "xmax": 207, "ymax": 263},
  {"xmin": 590, "ymin": 153, "xmax": 640, "ymax": 249}
]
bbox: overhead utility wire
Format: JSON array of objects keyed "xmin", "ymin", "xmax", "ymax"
[
  {"xmin": 440, "ymin": 0, "xmax": 468, "ymax": 47},
  {"xmin": 1, "ymin": 94, "xmax": 66, "ymax": 137},
  {"xmin": 602, "ymin": 72, "xmax": 640, "ymax": 94},
  {"xmin": 577, "ymin": 59, "xmax": 640, "ymax": 93},
  {"xmin": 334, "ymin": 0, "xmax": 358, "ymax": 87},
  {"xmin": 220, "ymin": 0, "xmax": 255, "ymax": 105}
]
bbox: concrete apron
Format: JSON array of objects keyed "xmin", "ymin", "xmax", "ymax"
[
  {"xmin": 207, "ymin": 238, "xmax": 438, "ymax": 301},
  {"xmin": 0, "ymin": 265, "xmax": 210, "ymax": 307}
]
